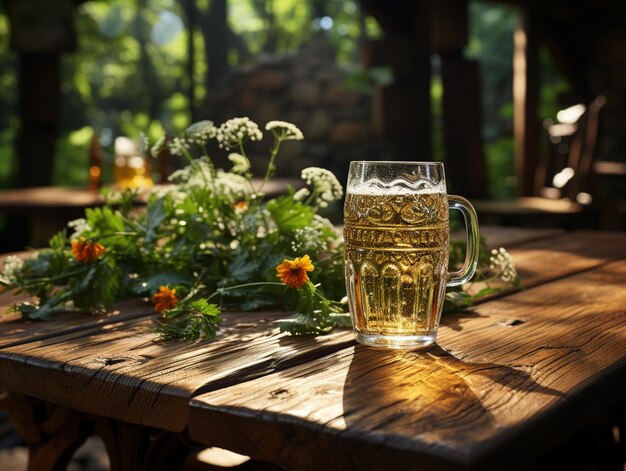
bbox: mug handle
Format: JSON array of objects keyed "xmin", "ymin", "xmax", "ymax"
[{"xmin": 447, "ymin": 195, "xmax": 480, "ymax": 287}]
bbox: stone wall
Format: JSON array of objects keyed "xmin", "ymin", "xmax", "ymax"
[{"xmin": 201, "ymin": 39, "xmax": 382, "ymax": 185}]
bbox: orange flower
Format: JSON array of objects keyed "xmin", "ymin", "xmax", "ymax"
[
  {"xmin": 151, "ymin": 285, "xmax": 179, "ymax": 313},
  {"xmin": 276, "ymin": 255, "xmax": 314, "ymax": 289},
  {"xmin": 233, "ymin": 200, "xmax": 248, "ymax": 210},
  {"xmin": 71, "ymin": 238, "xmax": 105, "ymax": 263}
]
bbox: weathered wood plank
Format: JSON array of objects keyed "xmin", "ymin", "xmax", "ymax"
[
  {"xmin": 188, "ymin": 259, "xmax": 626, "ymax": 470},
  {"xmin": 507, "ymin": 230, "xmax": 626, "ymax": 288},
  {"xmin": 475, "ymin": 226, "xmax": 564, "ymax": 248},
  {"xmin": 0, "ymin": 310, "xmax": 355, "ymax": 433},
  {"xmin": 0, "ymin": 298, "xmax": 155, "ymax": 349},
  {"xmin": 460, "ymin": 230, "xmax": 626, "ymax": 301}
]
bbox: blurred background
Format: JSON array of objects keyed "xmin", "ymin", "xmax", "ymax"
[{"xmin": 0, "ymin": 0, "xmax": 625, "ymax": 253}]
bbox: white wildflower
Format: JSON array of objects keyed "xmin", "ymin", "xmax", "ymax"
[
  {"xmin": 148, "ymin": 184, "xmax": 187, "ymax": 204},
  {"xmin": 265, "ymin": 120, "xmax": 304, "ymax": 141},
  {"xmin": 139, "ymin": 132, "xmax": 149, "ymax": 154},
  {"xmin": 2, "ymin": 255, "xmax": 24, "ymax": 283},
  {"xmin": 291, "ymin": 226, "xmax": 327, "ymax": 253},
  {"xmin": 291, "ymin": 214, "xmax": 338, "ymax": 253},
  {"xmin": 185, "ymin": 120, "xmax": 217, "ymax": 146},
  {"xmin": 214, "ymin": 170, "xmax": 252, "ymax": 200},
  {"xmin": 228, "ymin": 152, "xmax": 251, "ymax": 175},
  {"xmin": 169, "ymin": 136, "xmax": 189, "ymax": 156},
  {"xmin": 292, "ymin": 188, "xmax": 310, "ymax": 202},
  {"xmin": 150, "ymin": 136, "xmax": 166, "ymax": 158},
  {"xmin": 311, "ymin": 214, "xmax": 336, "ymax": 233},
  {"xmin": 301, "ymin": 167, "xmax": 344, "ymax": 208},
  {"xmin": 102, "ymin": 189, "xmax": 123, "ymax": 205},
  {"xmin": 216, "ymin": 117, "xmax": 263, "ymax": 150},
  {"xmin": 67, "ymin": 218, "xmax": 91, "ymax": 239},
  {"xmin": 489, "ymin": 248, "xmax": 518, "ymax": 283},
  {"xmin": 169, "ymin": 157, "xmax": 213, "ymax": 187}
]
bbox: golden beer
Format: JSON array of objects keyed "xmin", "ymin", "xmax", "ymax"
[
  {"xmin": 344, "ymin": 161, "xmax": 479, "ymax": 349},
  {"xmin": 344, "ymin": 191, "xmax": 450, "ymax": 346}
]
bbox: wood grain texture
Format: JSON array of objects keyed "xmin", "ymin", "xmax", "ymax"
[
  {"xmin": 0, "ymin": 227, "xmax": 623, "ymax": 461},
  {"xmin": 475, "ymin": 226, "xmax": 564, "ymax": 248},
  {"xmin": 188, "ymin": 260, "xmax": 626, "ymax": 470},
  {"xmin": 505, "ymin": 230, "xmax": 626, "ymax": 288},
  {"xmin": 0, "ymin": 299, "xmax": 154, "ymax": 349},
  {"xmin": 0, "ymin": 310, "xmax": 355, "ymax": 433}
]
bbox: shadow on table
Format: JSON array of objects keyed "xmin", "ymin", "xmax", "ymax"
[{"xmin": 340, "ymin": 344, "xmax": 564, "ymax": 453}]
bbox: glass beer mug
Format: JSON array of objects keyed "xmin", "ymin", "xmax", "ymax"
[
  {"xmin": 343, "ymin": 161, "xmax": 479, "ymax": 349},
  {"xmin": 114, "ymin": 137, "xmax": 154, "ymax": 190}
]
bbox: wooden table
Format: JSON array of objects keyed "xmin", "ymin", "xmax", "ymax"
[{"xmin": 0, "ymin": 227, "xmax": 625, "ymax": 470}]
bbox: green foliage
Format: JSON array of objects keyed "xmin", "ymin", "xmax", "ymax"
[
  {"xmin": 444, "ymin": 235, "xmax": 521, "ymax": 313},
  {"xmin": 1, "ymin": 118, "xmax": 348, "ymax": 340},
  {"xmin": 485, "ymin": 136, "xmax": 516, "ymax": 200},
  {"xmin": 277, "ymin": 281, "xmax": 346, "ymax": 335},
  {"xmin": 1, "ymin": 116, "xmax": 520, "ymax": 341},
  {"xmin": 153, "ymin": 299, "xmax": 222, "ymax": 341}
]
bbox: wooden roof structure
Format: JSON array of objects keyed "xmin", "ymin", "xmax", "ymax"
[{"xmin": 359, "ymin": 0, "xmax": 626, "ymax": 201}]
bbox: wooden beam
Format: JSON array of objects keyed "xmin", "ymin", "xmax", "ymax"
[
  {"xmin": 362, "ymin": 1, "xmax": 432, "ymax": 159},
  {"xmin": 15, "ymin": 53, "xmax": 60, "ymax": 188},
  {"xmin": 441, "ymin": 55, "xmax": 488, "ymax": 198},
  {"xmin": 513, "ymin": 4, "xmax": 541, "ymax": 196}
]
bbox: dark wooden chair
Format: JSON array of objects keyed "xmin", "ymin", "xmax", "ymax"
[{"xmin": 474, "ymin": 95, "xmax": 607, "ymax": 228}]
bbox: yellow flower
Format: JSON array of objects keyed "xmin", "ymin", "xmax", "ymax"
[
  {"xmin": 71, "ymin": 238, "xmax": 105, "ymax": 263},
  {"xmin": 276, "ymin": 255, "xmax": 314, "ymax": 289},
  {"xmin": 151, "ymin": 285, "xmax": 180, "ymax": 313}
]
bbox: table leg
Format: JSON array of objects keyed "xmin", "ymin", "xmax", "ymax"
[
  {"xmin": 2, "ymin": 391, "xmax": 197, "ymax": 471},
  {"xmin": 3, "ymin": 391, "xmax": 89, "ymax": 471},
  {"xmin": 95, "ymin": 417, "xmax": 196, "ymax": 471}
]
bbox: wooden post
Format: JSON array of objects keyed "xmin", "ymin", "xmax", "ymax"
[
  {"xmin": 360, "ymin": 0, "xmax": 432, "ymax": 160},
  {"xmin": 513, "ymin": 4, "xmax": 541, "ymax": 196},
  {"xmin": 15, "ymin": 53, "xmax": 61, "ymax": 188},
  {"xmin": 432, "ymin": 0, "xmax": 488, "ymax": 198},
  {"xmin": 6, "ymin": 0, "xmax": 78, "ymax": 188},
  {"xmin": 440, "ymin": 56, "xmax": 488, "ymax": 197}
]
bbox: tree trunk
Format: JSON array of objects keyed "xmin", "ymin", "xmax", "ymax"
[
  {"xmin": 202, "ymin": 0, "xmax": 229, "ymax": 91},
  {"xmin": 180, "ymin": 0, "xmax": 198, "ymax": 121}
]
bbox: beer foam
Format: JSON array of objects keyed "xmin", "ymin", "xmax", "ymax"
[{"xmin": 349, "ymin": 178, "xmax": 446, "ymax": 195}]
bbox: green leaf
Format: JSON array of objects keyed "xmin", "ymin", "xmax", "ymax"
[
  {"xmin": 278, "ymin": 313, "xmax": 333, "ymax": 335},
  {"xmin": 229, "ymin": 250, "xmax": 260, "ymax": 282},
  {"xmin": 49, "ymin": 230, "xmax": 68, "ymax": 252},
  {"xmin": 132, "ymin": 272, "xmax": 191, "ymax": 295},
  {"xmin": 329, "ymin": 311, "xmax": 352, "ymax": 327},
  {"xmin": 474, "ymin": 287, "xmax": 503, "ymax": 298},
  {"xmin": 443, "ymin": 290, "xmax": 474, "ymax": 314},
  {"xmin": 266, "ymin": 196, "xmax": 313, "ymax": 232},
  {"xmin": 153, "ymin": 299, "xmax": 222, "ymax": 341},
  {"xmin": 189, "ymin": 299, "xmax": 221, "ymax": 318},
  {"xmin": 144, "ymin": 198, "xmax": 166, "ymax": 244},
  {"xmin": 85, "ymin": 207, "xmax": 126, "ymax": 237},
  {"xmin": 16, "ymin": 292, "xmax": 69, "ymax": 320}
]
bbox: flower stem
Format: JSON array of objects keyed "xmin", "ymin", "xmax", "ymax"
[
  {"xmin": 258, "ymin": 134, "xmax": 282, "ymax": 194},
  {"xmin": 207, "ymin": 281, "xmax": 285, "ymax": 301}
]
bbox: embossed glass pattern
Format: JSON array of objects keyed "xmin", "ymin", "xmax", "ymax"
[{"xmin": 344, "ymin": 161, "xmax": 479, "ymax": 349}]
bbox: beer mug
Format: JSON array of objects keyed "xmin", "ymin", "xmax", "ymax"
[
  {"xmin": 343, "ymin": 161, "xmax": 479, "ymax": 349},
  {"xmin": 114, "ymin": 137, "xmax": 154, "ymax": 190}
]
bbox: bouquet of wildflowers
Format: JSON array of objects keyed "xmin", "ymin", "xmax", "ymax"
[
  {"xmin": 0, "ymin": 118, "xmax": 349, "ymax": 339},
  {"xmin": 0, "ymin": 117, "xmax": 519, "ymax": 341}
]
